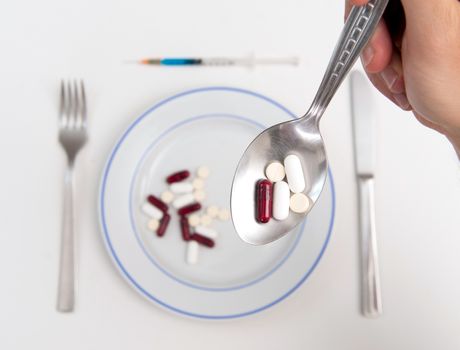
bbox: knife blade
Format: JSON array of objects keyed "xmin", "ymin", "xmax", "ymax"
[
  {"xmin": 350, "ymin": 70, "xmax": 382, "ymax": 318},
  {"xmin": 350, "ymin": 71, "xmax": 376, "ymax": 177}
]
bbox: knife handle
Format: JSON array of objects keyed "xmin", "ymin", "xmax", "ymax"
[{"xmin": 358, "ymin": 177, "xmax": 382, "ymax": 318}]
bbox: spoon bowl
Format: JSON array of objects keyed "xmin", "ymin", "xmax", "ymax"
[
  {"xmin": 231, "ymin": 0, "xmax": 389, "ymax": 245},
  {"xmin": 231, "ymin": 117, "xmax": 327, "ymax": 245}
]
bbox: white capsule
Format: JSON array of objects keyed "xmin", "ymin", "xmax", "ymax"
[
  {"xmin": 192, "ymin": 178, "xmax": 205, "ymax": 190},
  {"xmin": 195, "ymin": 225, "xmax": 218, "ymax": 239},
  {"xmin": 218, "ymin": 208, "xmax": 230, "ymax": 221},
  {"xmin": 273, "ymin": 181, "xmax": 290, "ymax": 220},
  {"xmin": 265, "ymin": 161, "xmax": 285, "ymax": 182},
  {"xmin": 170, "ymin": 182, "xmax": 194, "ymax": 194},
  {"xmin": 197, "ymin": 166, "xmax": 210, "ymax": 179},
  {"xmin": 206, "ymin": 205, "xmax": 219, "ymax": 218},
  {"xmin": 200, "ymin": 214, "xmax": 213, "ymax": 226},
  {"xmin": 289, "ymin": 193, "xmax": 311, "ymax": 213},
  {"xmin": 147, "ymin": 218, "xmax": 160, "ymax": 231},
  {"xmin": 186, "ymin": 241, "xmax": 199, "ymax": 265},
  {"xmin": 188, "ymin": 214, "xmax": 200, "ymax": 227},
  {"xmin": 141, "ymin": 203, "xmax": 164, "ymax": 220},
  {"xmin": 160, "ymin": 190, "xmax": 174, "ymax": 204},
  {"xmin": 194, "ymin": 190, "xmax": 206, "ymax": 202},
  {"xmin": 284, "ymin": 154, "xmax": 306, "ymax": 193},
  {"xmin": 172, "ymin": 193, "xmax": 195, "ymax": 209}
]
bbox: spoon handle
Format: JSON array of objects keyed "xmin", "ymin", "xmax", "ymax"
[{"xmin": 306, "ymin": 0, "xmax": 388, "ymax": 123}]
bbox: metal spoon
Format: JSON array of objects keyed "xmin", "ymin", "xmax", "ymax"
[{"xmin": 231, "ymin": 0, "xmax": 389, "ymax": 245}]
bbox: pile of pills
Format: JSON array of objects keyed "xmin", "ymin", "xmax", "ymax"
[
  {"xmin": 141, "ymin": 166, "xmax": 230, "ymax": 265},
  {"xmin": 255, "ymin": 154, "xmax": 311, "ymax": 223}
]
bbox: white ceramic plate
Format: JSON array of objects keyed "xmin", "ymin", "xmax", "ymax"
[{"xmin": 99, "ymin": 87, "xmax": 335, "ymax": 319}]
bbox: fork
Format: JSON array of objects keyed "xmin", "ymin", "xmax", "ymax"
[{"xmin": 57, "ymin": 80, "xmax": 88, "ymax": 312}]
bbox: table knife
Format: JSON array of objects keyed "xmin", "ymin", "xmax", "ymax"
[{"xmin": 350, "ymin": 71, "xmax": 383, "ymax": 318}]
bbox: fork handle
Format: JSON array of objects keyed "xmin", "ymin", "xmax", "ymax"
[
  {"xmin": 358, "ymin": 177, "xmax": 382, "ymax": 318},
  {"xmin": 306, "ymin": 0, "xmax": 389, "ymax": 122},
  {"xmin": 57, "ymin": 167, "xmax": 75, "ymax": 312}
]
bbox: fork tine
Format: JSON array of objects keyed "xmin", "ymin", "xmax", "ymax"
[
  {"xmin": 59, "ymin": 80, "xmax": 64, "ymax": 117},
  {"xmin": 60, "ymin": 80, "xmax": 69, "ymax": 128},
  {"xmin": 80, "ymin": 80, "xmax": 87, "ymax": 128},
  {"xmin": 70, "ymin": 79, "xmax": 79, "ymax": 129}
]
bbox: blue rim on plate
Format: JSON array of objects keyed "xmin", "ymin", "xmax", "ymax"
[{"xmin": 99, "ymin": 86, "xmax": 335, "ymax": 319}]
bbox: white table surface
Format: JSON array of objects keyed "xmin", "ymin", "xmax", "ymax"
[{"xmin": 1, "ymin": 0, "xmax": 460, "ymax": 349}]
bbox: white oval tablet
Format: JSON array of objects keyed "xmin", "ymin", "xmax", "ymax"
[
  {"xmin": 284, "ymin": 154, "xmax": 305, "ymax": 193},
  {"xmin": 193, "ymin": 190, "xmax": 206, "ymax": 202},
  {"xmin": 206, "ymin": 205, "xmax": 219, "ymax": 218},
  {"xmin": 195, "ymin": 225, "xmax": 218, "ymax": 239},
  {"xmin": 186, "ymin": 241, "xmax": 199, "ymax": 265},
  {"xmin": 273, "ymin": 181, "xmax": 290, "ymax": 220},
  {"xmin": 265, "ymin": 161, "xmax": 285, "ymax": 182},
  {"xmin": 170, "ymin": 182, "xmax": 194, "ymax": 194},
  {"xmin": 289, "ymin": 193, "xmax": 310, "ymax": 213},
  {"xmin": 197, "ymin": 166, "xmax": 210, "ymax": 179},
  {"xmin": 188, "ymin": 214, "xmax": 200, "ymax": 227},
  {"xmin": 160, "ymin": 190, "xmax": 174, "ymax": 204},
  {"xmin": 141, "ymin": 203, "xmax": 163, "ymax": 220},
  {"xmin": 172, "ymin": 193, "xmax": 195, "ymax": 209},
  {"xmin": 192, "ymin": 178, "xmax": 205, "ymax": 190},
  {"xmin": 200, "ymin": 214, "xmax": 213, "ymax": 226},
  {"xmin": 147, "ymin": 218, "xmax": 160, "ymax": 231},
  {"xmin": 217, "ymin": 208, "xmax": 230, "ymax": 221}
]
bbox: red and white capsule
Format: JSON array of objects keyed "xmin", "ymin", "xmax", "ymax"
[
  {"xmin": 141, "ymin": 202, "xmax": 163, "ymax": 220},
  {"xmin": 180, "ymin": 216, "xmax": 191, "ymax": 241},
  {"xmin": 191, "ymin": 233, "xmax": 215, "ymax": 248},
  {"xmin": 147, "ymin": 195, "xmax": 169, "ymax": 213},
  {"xmin": 166, "ymin": 170, "xmax": 190, "ymax": 184},
  {"xmin": 157, "ymin": 214, "xmax": 171, "ymax": 237},
  {"xmin": 178, "ymin": 203, "xmax": 202, "ymax": 216},
  {"xmin": 255, "ymin": 179, "xmax": 273, "ymax": 223}
]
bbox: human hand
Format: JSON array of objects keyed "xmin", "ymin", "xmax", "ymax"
[{"xmin": 345, "ymin": 0, "xmax": 460, "ymax": 155}]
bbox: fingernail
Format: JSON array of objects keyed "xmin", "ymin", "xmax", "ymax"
[
  {"xmin": 381, "ymin": 67, "xmax": 401, "ymax": 92},
  {"xmin": 394, "ymin": 93, "xmax": 411, "ymax": 110},
  {"xmin": 361, "ymin": 46, "xmax": 374, "ymax": 67}
]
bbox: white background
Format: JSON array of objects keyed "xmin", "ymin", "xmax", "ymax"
[{"xmin": 1, "ymin": 0, "xmax": 460, "ymax": 349}]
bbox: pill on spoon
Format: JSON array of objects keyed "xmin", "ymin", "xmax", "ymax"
[
  {"xmin": 284, "ymin": 154, "xmax": 306, "ymax": 193},
  {"xmin": 186, "ymin": 241, "xmax": 199, "ymax": 265},
  {"xmin": 265, "ymin": 161, "xmax": 285, "ymax": 182},
  {"xmin": 273, "ymin": 181, "xmax": 290, "ymax": 220},
  {"xmin": 197, "ymin": 166, "xmax": 210, "ymax": 179},
  {"xmin": 255, "ymin": 179, "xmax": 272, "ymax": 223},
  {"xmin": 170, "ymin": 182, "xmax": 194, "ymax": 194},
  {"xmin": 161, "ymin": 190, "xmax": 174, "ymax": 204},
  {"xmin": 141, "ymin": 202, "xmax": 164, "ymax": 220},
  {"xmin": 289, "ymin": 193, "xmax": 311, "ymax": 213},
  {"xmin": 172, "ymin": 193, "xmax": 195, "ymax": 209}
]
